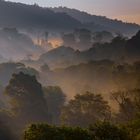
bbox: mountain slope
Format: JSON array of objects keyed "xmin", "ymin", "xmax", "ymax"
[
  {"xmin": 0, "ymin": 1, "xmax": 81, "ymax": 31},
  {"xmin": 51, "ymin": 7, "xmax": 140, "ymax": 36},
  {"xmin": 0, "ymin": 1, "xmax": 139, "ymax": 35}
]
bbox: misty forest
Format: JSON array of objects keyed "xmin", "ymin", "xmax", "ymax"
[{"xmin": 0, "ymin": 0, "xmax": 140, "ymax": 140}]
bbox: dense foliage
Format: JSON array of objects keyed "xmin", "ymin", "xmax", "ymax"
[
  {"xmin": 61, "ymin": 92, "xmax": 111, "ymax": 127},
  {"xmin": 24, "ymin": 124, "xmax": 92, "ymax": 140},
  {"xmin": 24, "ymin": 122, "xmax": 131, "ymax": 140}
]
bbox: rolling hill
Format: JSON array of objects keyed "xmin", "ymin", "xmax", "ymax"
[
  {"xmin": 51, "ymin": 7, "xmax": 140, "ymax": 36},
  {"xmin": 0, "ymin": 1, "xmax": 139, "ymax": 35}
]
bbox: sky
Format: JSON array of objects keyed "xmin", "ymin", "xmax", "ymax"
[{"xmin": 6, "ymin": 0, "xmax": 140, "ymax": 24}]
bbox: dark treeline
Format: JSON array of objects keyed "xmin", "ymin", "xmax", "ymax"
[{"xmin": 24, "ymin": 122, "xmax": 129, "ymax": 140}]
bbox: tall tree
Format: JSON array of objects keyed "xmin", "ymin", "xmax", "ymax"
[
  {"xmin": 5, "ymin": 72, "xmax": 49, "ymax": 125},
  {"xmin": 111, "ymin": 89, "xmax": 140, "ymax": 123},
  {"xmin": 61, "ymin": 92, "xmax": 111, "ymax": 127}
]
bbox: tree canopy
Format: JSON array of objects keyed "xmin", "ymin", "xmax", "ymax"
[
  {"xmin": 5, "ymin": 72, "xmax": 49, "ymax": 124},
  {"xmin": 61, "ymin": 92, "xmax": 111, "ymax": 127}
]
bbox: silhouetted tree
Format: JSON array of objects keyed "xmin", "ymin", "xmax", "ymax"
[
  {"xmin": 111, "ymin": 89, "xmax": 140, "ymax": 123},
  {"xmin": 61, "ymin": 92, "xmax": 111, "ymax": 127},
  {"xmin": 5, "ymin": 72, "xmax": 49, "ymax": 125}
]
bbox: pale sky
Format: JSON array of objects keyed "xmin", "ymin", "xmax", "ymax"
[{"xmin": 6, "ymin": 0, "xmax": 140, "ymax": 24}]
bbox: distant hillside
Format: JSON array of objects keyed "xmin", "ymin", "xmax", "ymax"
[
  {"xmin": 38, "ymin": 31, "xmax": 140, "ymax": 69},
  {"xmin": 0, "ymin": 1, "xmax": 139, "ymax": 35},
  {"xmin": 0, "ymin": 1, "xmax": 81, "ymax": 31},
  {"xmin": 51, "ymin": 7, "xmax": 140, "ymax": 36}
]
